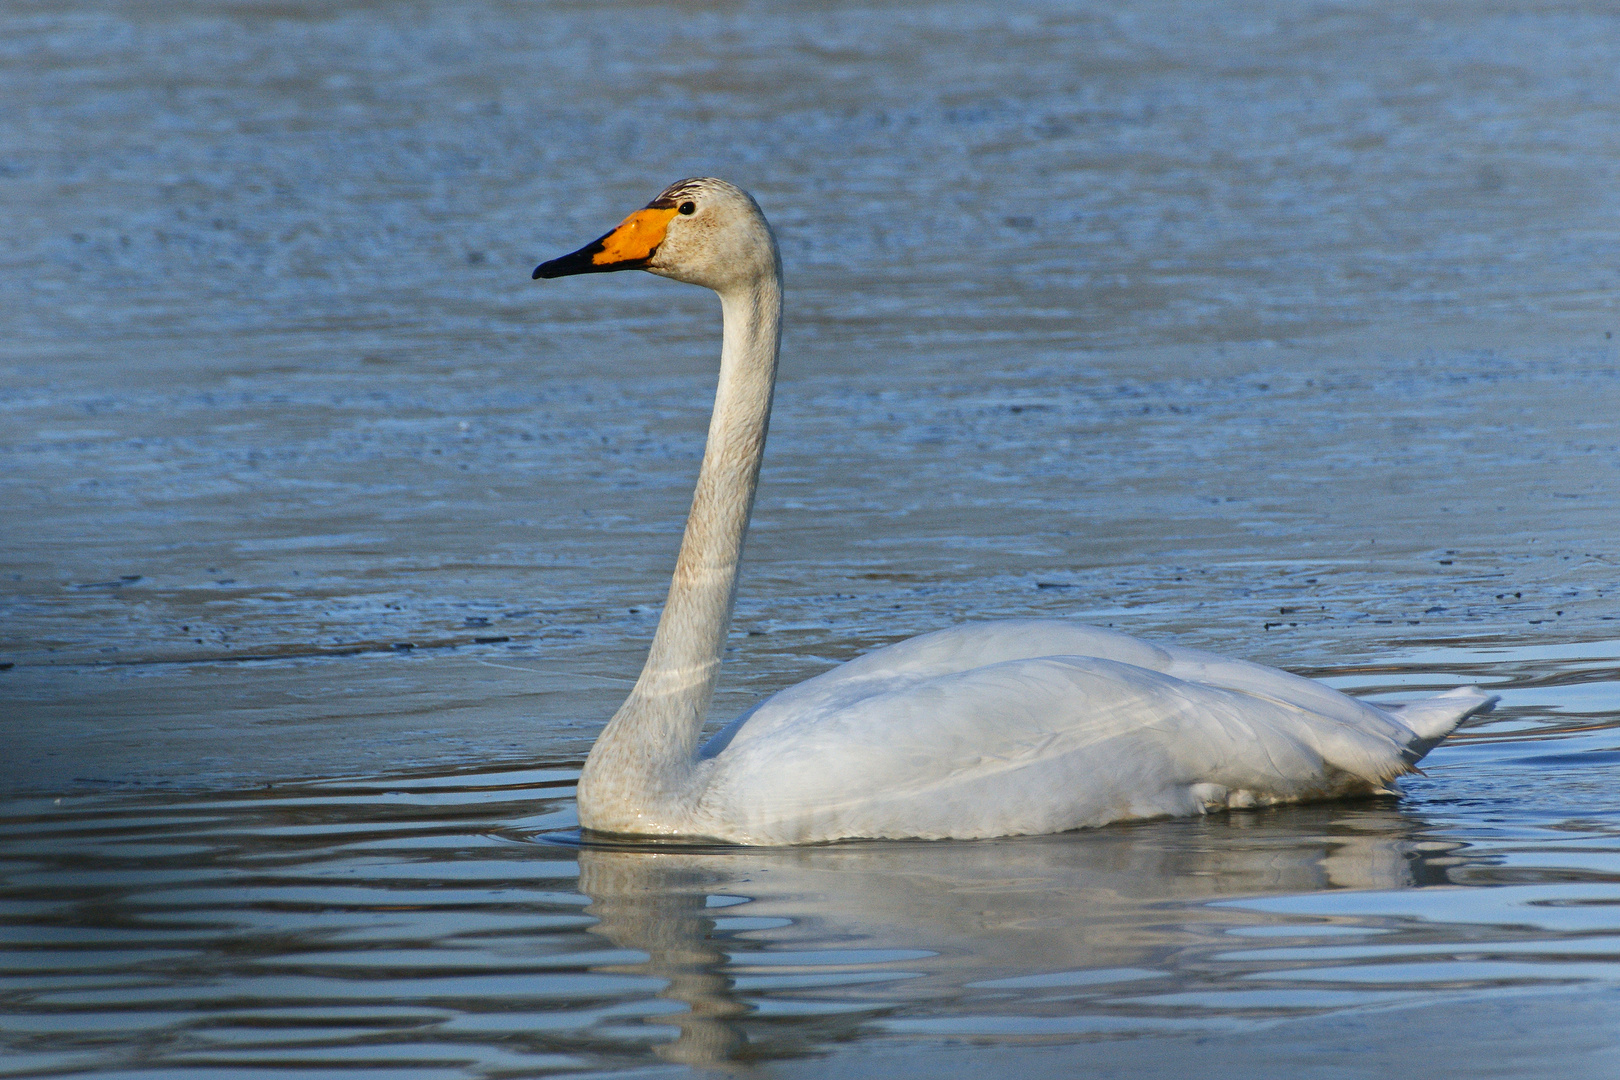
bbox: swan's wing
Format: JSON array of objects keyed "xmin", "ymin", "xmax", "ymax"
[
  {"xmin": 708, "ymin": 621, "xmax": 1490, "ymax": 756},
  {"xmin": 703, "ymin": 621, "xmax": 1174, "ymax": 755},
  {"xmin": 694, "ymin": 622, "xmax": 1496, "ymax": 843},
  {"xmin": 698, "ymin": 655, "xmax": 1389, "ymax": 843}
]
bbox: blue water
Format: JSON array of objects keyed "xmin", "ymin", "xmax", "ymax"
[{"xmin": 3, "ymin": 1, "xmax": 1619, "ymax": 1076}]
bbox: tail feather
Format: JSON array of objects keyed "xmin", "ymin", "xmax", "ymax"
[{"xmin": 1387, "ymin": 685, "xmax": 1499, "ymax": 760}]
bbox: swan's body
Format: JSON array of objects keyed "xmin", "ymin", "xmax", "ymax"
[{"xmin": 534, "ymin": 178, "xmax": 1493, "ymax": 845}]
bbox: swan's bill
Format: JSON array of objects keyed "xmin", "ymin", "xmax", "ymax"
[{"xmin": 533, "ymin": 205, "xmax": 679, "ymax": 279}]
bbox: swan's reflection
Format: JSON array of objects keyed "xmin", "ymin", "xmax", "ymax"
[{"xmin": 577, "ymin": 806, "xmax": 1460, "ymax": 1067}]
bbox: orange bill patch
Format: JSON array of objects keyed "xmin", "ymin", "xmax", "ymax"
[{"xmin": 593, "ymin": 206, "xmax": 679, "ymax": 266}]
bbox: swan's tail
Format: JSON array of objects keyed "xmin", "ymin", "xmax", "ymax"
[{"xmin": 1388, "ymin": 685, "xmax": 1499, "ymax": 761}]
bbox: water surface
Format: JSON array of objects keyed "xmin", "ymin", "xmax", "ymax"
[{"xmin": 3, "ymin": 1, "xmax": 1619, "ymax": 1076}]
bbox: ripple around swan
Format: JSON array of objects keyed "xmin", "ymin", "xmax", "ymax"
[{"xmin": 3, "ymin": 640, "xmax": 1619, "ymax": 1076}]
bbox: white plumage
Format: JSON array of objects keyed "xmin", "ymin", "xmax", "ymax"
[
  {"xmin": 695, "ymin": 621, "xmax": 1489, "ymax": 843},
  {"xmin": 532, "ymin": 178, "xmax": 1494, "ymax": 845}
]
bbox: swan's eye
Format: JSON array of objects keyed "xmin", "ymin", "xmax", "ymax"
[{"xmin": 678, "ymin": 201, "xmax": 696, "ymax": 215}]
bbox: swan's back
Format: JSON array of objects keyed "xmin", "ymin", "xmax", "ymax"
[{"xmin": 694, "ymin": 621, "xmax": 1492, "ymax": 844}]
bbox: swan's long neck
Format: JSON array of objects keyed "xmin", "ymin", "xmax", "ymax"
[{"xmin": 576, "ymin": 271, "xmax": 782, "ymax": 833}]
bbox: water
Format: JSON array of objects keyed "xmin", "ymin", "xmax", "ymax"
[{"xmin": 3, "ymin": 0, "xmax": 1619, "ymax": 1075}]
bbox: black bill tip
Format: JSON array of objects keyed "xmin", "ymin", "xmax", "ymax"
[{"xmin": 532, "ymin": 237, "xmax": 621, "ymax": 280}]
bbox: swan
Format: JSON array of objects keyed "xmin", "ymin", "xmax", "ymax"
[{"xmin": 532, "ymin": 177, "xmax": 1494, "ymax": 845}]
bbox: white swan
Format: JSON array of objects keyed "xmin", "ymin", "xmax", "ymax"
[{"xmin": 533, "ymin": 177, "xmax": 1494, "ymax": 845}]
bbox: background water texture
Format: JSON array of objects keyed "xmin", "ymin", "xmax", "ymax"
[{"xmin": 2, "ymin": 1, "xmax": 1619, "ymax": 1077}]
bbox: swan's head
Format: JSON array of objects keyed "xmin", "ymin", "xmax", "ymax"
[{"xmin": 533, "ymin": 177, "xmax": 779, "ymax": 293}]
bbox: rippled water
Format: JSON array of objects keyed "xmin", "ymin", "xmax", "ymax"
[
  {"xmin": 6, "ymin": 640, "xmax": 1620, "ymax": 1077},
  {"xmin": 4, "ymin": 0, "xmax": 1620, "ymax": 1076}
]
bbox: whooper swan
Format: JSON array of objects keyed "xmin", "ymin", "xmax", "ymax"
[{"xmin": 532, "ymin": 177, "xmax": 1494, "ymax": 845}]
